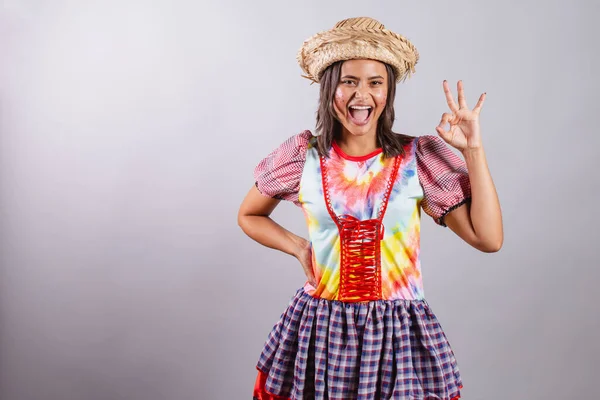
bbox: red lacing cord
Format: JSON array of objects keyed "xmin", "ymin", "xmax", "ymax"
[
  {"xmin": 319, "ymin": 154, "xmax": 401, "ymax": 302},
  {"xmin": 337, "ymin": 215, "xmax": 383, "ymax": 301}
]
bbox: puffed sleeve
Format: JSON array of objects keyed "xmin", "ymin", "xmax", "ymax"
[
  {"xmin": 253, "ymin": 130, "xmax": 313, "ymax": 206},
  {"xmin": 416, "ymin": 135, "xmax": 472, "ymax": 227}
]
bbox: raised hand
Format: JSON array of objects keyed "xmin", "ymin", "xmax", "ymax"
[{"xmin": 436, "ymin": 80, "xmax": 486, "ymax": 151}]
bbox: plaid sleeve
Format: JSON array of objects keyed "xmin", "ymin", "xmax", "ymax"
[
  {"xmin": 416, "ymin": 135, "xmax": 471, "ymax": 227},
  {"xmin": 253, "ymin": 130, "xmax": 312, "ymax": 205}
]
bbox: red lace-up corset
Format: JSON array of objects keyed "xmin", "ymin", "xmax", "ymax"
[{"xmin": 319, "ymin": 154, "xmax": 401, "ymax": 302}]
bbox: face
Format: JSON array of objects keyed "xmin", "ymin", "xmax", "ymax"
[{"xmin": 333, "ymin": 59, "xmax": 389, "ymax": 138}]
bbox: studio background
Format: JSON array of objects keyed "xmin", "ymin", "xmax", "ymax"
[{"xmin": 1, "ymin": 1, "xmax": 598, "ymax": 399}]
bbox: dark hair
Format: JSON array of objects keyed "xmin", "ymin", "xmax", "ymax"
[{"xmin": 315, "ymin": 61, "xmax": 412, "ymax": 158}]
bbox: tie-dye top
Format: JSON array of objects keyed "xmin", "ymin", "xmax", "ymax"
[{"xmin": 254, "ymin": 130, "xmax": 471, "ymax": 301}]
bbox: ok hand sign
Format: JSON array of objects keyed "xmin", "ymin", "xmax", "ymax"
[{"xmin": 436, "ymin": 80, "xmax": 486, "ymax": 152}]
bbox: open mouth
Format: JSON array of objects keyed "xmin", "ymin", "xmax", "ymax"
[{"xmin": 348, "ymin": 105, "xmax": 373, "ymax": 126}]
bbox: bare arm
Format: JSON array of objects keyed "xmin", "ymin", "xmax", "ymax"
[
  {"xmin": 445, "ymin": 146, "xmax": 503, "ymax": 252},
  {"xmin": 436, "ymin": 80, "xmax": 503, "ymax": 253},
  {"xmin": 237, "ymin": 186, "xmax": 316, "ymax": 285}
]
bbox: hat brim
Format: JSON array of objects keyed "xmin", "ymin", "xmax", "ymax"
[{"xmin": 297, "ymin": 27, "xmax": 419, "ymax": 84}]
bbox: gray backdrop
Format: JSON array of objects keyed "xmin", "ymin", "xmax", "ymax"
[{"xmin": 1, "ymin": 1, "xmax": 598, "ymax": 399}]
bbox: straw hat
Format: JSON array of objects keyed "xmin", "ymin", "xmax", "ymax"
[{"xmin": 297, "ymin": 17, "xmax": 419, "ymax": 84}]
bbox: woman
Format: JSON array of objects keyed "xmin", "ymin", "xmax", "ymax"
[{"xmin": 238, "ymin": 17, "xmax": 503, "ymax": 400}]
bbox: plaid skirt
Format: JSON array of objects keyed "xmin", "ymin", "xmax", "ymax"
[{"xmin": 254, "ymin": 288, "xmax": 462, "ymax": 400}]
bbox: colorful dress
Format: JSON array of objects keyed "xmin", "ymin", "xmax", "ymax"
[{"xmin": 252, "ymin": 130, "xmax": 471, "ymax": 400}]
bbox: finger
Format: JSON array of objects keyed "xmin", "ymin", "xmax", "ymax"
[
  {"xmin": 473, "ymin": 92, "xmax": 486, "ymax": 114},
  {"xmin": 457, "ymin": 80, "xmax": 469, "ymax": 109},
  {"xmin": 443, "ymin": 80, "xmax": 459, "ymax": 113},
  {"xmin": 436, "ymin": 113, "xmax": 455, "ymax": 142},
  {"xmin": 438, "ymin": 112, "xmax": 454, "ymax": 128},
  {"xmin": 303, "ymin": 269, "xmax": 316, "ymax": 286},
  {"xmin": 302, "ymin": 263, "xmax": 317, "ymax": 287},
  {"xmin": 435, "ymin": 126, "xmax": 453, "ymax": 143}
]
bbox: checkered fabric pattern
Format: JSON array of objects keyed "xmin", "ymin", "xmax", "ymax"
[
  {"xmin": 253, "ymin": 131, "xmax": 313, "ymax": 206},
  {"xmin": 256, "ymin": 288, "xmax": 462, "ymax": 400},
  {"xmin": 415, "ymin": 135, "xmax": 472, "ymax": 227},
  {"xmin": 254, "ymin": 132, "xmax": 471, "ymax": 227}
]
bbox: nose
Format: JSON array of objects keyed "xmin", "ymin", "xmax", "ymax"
[{"xmin": 354, "ymin": 83, "xmax": 369, "ymax": 99}]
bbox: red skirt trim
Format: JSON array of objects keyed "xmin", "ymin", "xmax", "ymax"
[{"xmin": 253, "ymin": 369, "xmax": 289, "ymax": 400}]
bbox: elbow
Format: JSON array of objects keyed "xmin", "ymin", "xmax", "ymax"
[
  {"xmin": 477, "ymin": 236, "xmax": 503, "ymax": 253},
  {"xmin": 237, "ymin": 207, "xmax": 249, "ymax": 230},
  {"xmin": 237, "ymin": 201, "xmax": 254, "ymax": 230},
  {"xmin": 480, "ymin": 243, "xmax": 502, "ymax": 253},
  {"xmin": 237, "ymin": 213, "xmax": 253, "ymax": 239}
]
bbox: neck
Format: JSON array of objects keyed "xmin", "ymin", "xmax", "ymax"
[{"xmin": 336, "ymin": 129, "xmax": 379, "ymax": 157}]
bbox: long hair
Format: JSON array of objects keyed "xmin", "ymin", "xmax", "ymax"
[{"xmin": 315, "ymin": 61, "xmax": 412, "ymax": 158}]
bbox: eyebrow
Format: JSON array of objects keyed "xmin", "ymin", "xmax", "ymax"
[{"xmin": 341, "ymin": 75, "xmax": 385, "ymax": 81}]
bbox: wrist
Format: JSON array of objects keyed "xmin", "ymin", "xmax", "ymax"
[
  {"xmin": 461, "ymin": 146, "xmax": 485, "ymax": 161},
  {"xmin": 290, "ymin": 235, "xmax": 310, "ymax": 258}
]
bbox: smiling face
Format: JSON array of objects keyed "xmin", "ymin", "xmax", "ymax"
[{"xmin": 333, "ymin": 59, "xmax": 389, "ymax": 139}]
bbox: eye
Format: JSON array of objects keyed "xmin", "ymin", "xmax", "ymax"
[
  {"xmin": 341, "ymin": 79, "xmax": 356, "ymax": 85},
  {"xmin": 371, "ymin": 81, "xmax": 384, "ymax": 86}
]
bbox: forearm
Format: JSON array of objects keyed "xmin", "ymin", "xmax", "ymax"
[
  {"xmin": 462, "ymin": 146, "xmax": 503, "ymax": 250},
  {"xmin": 238, "ymin": 214, "xmax": 308, "ymax": 257}
]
